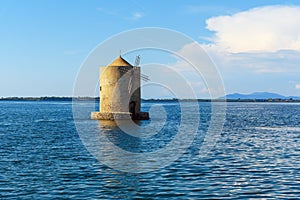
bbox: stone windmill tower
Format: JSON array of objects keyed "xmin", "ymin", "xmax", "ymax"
[{"xmin": 91, "ymin": 56, "xmax": 149, "ymax": 120}]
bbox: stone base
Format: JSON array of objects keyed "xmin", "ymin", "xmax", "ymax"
[
  {"xmin": 131, "ymin": 112, "xmax": 150, "ymax": 120},
  {"xmin": 91, "ymin": 112, "xmax": 149, "ymax": 120}
]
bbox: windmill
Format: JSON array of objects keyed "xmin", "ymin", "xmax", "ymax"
[{"xmin": 91, "ymin": 55, "xmax": 150, "ymax": 120}]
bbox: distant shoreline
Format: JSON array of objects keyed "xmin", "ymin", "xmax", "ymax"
[{"xmin": 0, "ymin": 97, "xmax": 300, "ymax": 103}]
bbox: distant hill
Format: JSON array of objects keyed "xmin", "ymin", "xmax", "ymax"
[
  {"xmin": 225, "ymin": 92, "xmax": 300, "ymax": 100},
  {"xmin": 288, "ymin": 96, "xmax": 300, "ymax": 100}
]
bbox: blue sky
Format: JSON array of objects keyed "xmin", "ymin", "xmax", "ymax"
[{"xmin": 1, "ymin": 0, "xmax": 300, "ymax": 97}]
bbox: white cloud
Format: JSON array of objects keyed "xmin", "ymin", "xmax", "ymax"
[
  {"xmin": 131, "ymin": 12, "xmax": 144, "ymax": 20},
  {"xmin": 206, "ymin": 5, "xmax": 300, "ymax": 53},
  {"xmin": 202, "ymin": 46, "xmax": 300, "ymax": 73},
  {"xmin": 165, "ymin": 42, "xmax": 226, "ymax": 98},
  {"xmin": 296, "ymin": 84, "xmax": 300, "ymax": 90},
  {"xmin": 202, "ymin": 5, "xmax": 300, "ymax": 74}
]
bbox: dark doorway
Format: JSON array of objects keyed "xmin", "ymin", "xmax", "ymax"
[{"xmin": 129, "ymin": 101, "xmax": 136, "ymax": 115}]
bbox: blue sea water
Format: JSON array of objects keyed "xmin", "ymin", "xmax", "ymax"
[{"xmin": 0, "ymin": 101, "xmax": 300, "ymax": 199}]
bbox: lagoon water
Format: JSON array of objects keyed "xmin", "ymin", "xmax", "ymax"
[{"xmin": 0, "ymin": 101, "xmax": 300, "ymax": 199}]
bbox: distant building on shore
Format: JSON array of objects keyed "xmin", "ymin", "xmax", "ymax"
[{"xmin": 91, "ymin": 56, "xmax": 149, "ymax": 120}]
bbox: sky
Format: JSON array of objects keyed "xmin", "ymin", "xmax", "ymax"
[{"xmin": 1, "ymin": 0, "xmax": 300, "ymax": 98}]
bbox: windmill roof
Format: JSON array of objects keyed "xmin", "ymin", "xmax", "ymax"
[{"xmin": 108, "ymin": 56, "xmax": 133, "ymax": 67}]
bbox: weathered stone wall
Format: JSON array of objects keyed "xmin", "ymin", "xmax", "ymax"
[
  {"xmin": 99, "ymin": 66, "xmax": 141, "ymax": 114},
  {"xmin": 91, "ymin": 111, "xmax": 149, "ymax": 120},
  {"xmin": 91, "ymin": 112, "xmax": 132, "ymax": 120}
]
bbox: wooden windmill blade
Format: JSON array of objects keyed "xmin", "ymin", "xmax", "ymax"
[
  {"xmin": 134, "ymin": 55, "xmax": 150, "ymax": 82},
  {"xmin": 135, "ymin": 55, "xmax": 141, "ymax": 67},
  {"xmin": 141, "ymin": 74, "xmax": 150, "ymax": 82},
  {"xmin": 119, "ymin": 55, "xmax": 150, "ymax": 82}
]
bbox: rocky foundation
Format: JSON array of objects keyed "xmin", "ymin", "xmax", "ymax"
[{"xmin": 91, "ymin": 112, "xmax": 149, "ymax": 120}]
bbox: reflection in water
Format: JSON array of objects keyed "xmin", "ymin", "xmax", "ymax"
[
  {"xmin": 96, "ymin": 123, "xmax": 142, "ymax": 173},
  {"xmin": 98, "ymin": 120, "xmax": 118, "ymax": 129},
  {"xmin": 75, "ymin": 100, "xmax": 203, "ymax": 173},
  {"xmin": 77, "ymin": 103, "xmax": 197, "ymax": 173},
  {"xmin": 82, "ymin": 102, "xmax": 200, "ymax": 173}
]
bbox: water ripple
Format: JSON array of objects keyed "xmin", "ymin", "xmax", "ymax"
[{"xmin": 0, "ymin": 101, "xmax": 299, "ymax": 198}]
